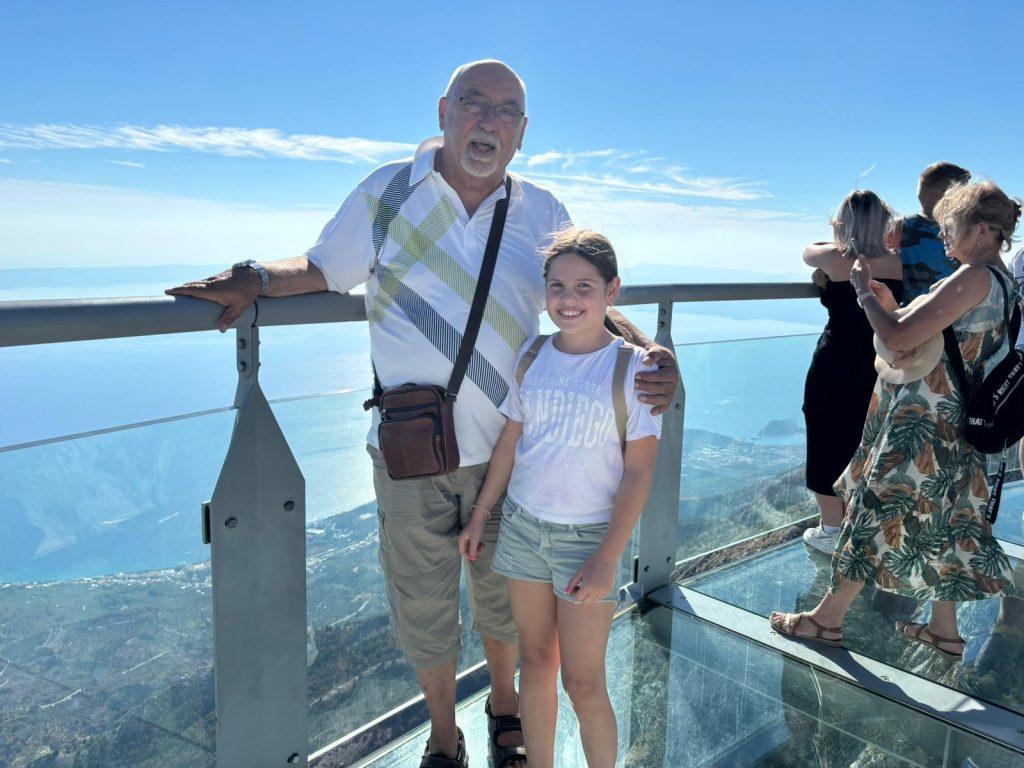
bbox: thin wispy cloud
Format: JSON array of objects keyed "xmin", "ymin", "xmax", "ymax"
[
  {"xmin": 516, "ymin": 148, "xmax": 769, "ymax": 202},
  {"xmin": 0, "ymin": 158, "xmax": 11, "ymax": 164},
  {"xmin": 524, "ymin": 149, "xmax": 616, "ymax": 168},
  {"xmin": 0, "ymin": 122, "xmax": 770, "ymax": 202},
  {"xmin": 0, "ymin": 123, "xmax": 417, "ymax": 165},
  {"xmin": 531, "ymin": 171, "xmax": 767, "ymax": 202},
  {"xmin": 106, "ymin": 159, "xmax": 146, "ymax": 168}
]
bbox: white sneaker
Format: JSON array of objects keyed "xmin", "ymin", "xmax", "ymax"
[{"xmin": 802, "ymin": 524, "xmax": 838, "ymax": 555}]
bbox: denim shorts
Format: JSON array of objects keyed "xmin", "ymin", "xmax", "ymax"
[{"xmin": 491, "ymin": 497, "xmax": 619, "ymax": 604}]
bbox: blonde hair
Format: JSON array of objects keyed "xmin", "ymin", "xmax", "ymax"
[
  {"xmin": 831, "ymin": 190, "xmax": 896, "ymax": 259},
  {"xmin": 934, "ymin": 180, "xmax": 1023, "ymax": 253}
]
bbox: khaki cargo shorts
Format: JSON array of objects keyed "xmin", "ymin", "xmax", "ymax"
[{"xmin": 368, "ymin": 445, "xmax": 517, "ymax": 670}]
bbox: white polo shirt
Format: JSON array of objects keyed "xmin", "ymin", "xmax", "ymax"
[{"xmin": 306, "ymin": 137, "xmax": 571, "ymax": 465}]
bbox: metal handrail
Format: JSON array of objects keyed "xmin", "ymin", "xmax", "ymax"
[{"xmin": 0, "ymin": 282, "xmax": 818, "ymax": 348}]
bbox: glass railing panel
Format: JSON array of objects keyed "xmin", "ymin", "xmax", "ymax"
[
  {"xmin": 684, "ymin": 540, "xmax": 1024, "ymax": 718},
  {"xmin": 357, "ymin": 605, "xmax": 1022, "ymax": 767},
  {"xmin": 0, "ymin": 410, "xmax": 235, "ymax": 768},
  {"xmin": 670, "ymin": 297, "xmax": 825, "ymax": 345},
  {"xmin": 0, "ymin": 334, "xmax": 238, "ymax": 448},
  {"xmin": 613, "ymin": 296, "xmax": 825, "ymax": 346},
  {"xmin": 994, "ymin": 480, "xmax": 1024, "ymax": 546},
  {"xmin": 0, "ymin": 381, "xmax": 508, "ymax": 766},
  {"xmin": 0, "ymin": 317, "xmax": 370, "ymax": 450},
  {"xmin": 675, "ymin": 334, "xmax": 819, "ymax": 562},
  {"xmin": 256, "ymin": 323, "xmax": 371, "ymax": 402}
]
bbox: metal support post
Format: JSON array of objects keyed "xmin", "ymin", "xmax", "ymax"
[
  {"xmin": 206, "ymin": 318, "xmax": 308, "ymax": 767},
  {"xmin": 634, "ymin": 301, "xmax": 684, "ymax": 595}
]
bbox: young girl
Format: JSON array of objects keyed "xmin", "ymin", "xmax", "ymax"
[{"xmin": 458, "ymin": 229, "xmax": 662, "ymax": 768}]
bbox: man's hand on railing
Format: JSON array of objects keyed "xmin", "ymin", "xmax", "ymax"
[
  {"xmin": 636, "ymin": 346, "xmax": 679, "ymax": 416},
  {"xmin": 165, "ymin": 267, "xmax": 262, "ymax": 333}
]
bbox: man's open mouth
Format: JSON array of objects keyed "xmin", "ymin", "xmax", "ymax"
[{"xmin": 470, "ymin": 140, "xmax": 496, "ymax": 154}]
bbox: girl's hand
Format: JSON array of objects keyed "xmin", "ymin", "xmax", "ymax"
[
  {"xmin": 458, "ymin": 516, "xmax": 487, "ymax": 561},
  {"xmin": 565, "ymin": 553, "xmax": 617, "ymax": 604}
]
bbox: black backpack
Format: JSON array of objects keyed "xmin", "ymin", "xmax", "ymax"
[
  {"xmin": 942, "ymin": 265, "xmax": 1024, "ymax": 455},
  {"xmin": 942, "ymin": 266, "xmax": 1023, "ymax": 523}
]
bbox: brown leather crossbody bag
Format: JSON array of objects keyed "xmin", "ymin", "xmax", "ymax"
[{"xmin": 363, "ymin": 178, "xmax": 512, "ymax": 480}]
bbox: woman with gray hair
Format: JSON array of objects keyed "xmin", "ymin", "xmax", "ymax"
[{"xmin": 800, "ymin": 191, "xmax": 905, "ymax": 555}]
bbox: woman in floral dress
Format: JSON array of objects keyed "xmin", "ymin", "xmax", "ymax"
[{"xmin": 772, "ymin": 181, "xmax": 1023, "ymax": 658}]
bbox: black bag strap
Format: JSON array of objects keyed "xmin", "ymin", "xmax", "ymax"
[
  {"xmin": 364, "ymin": 177, "xmax": 513, "ymax": 410},
  {"xmin": 448, "ymin": 176, "xmax": 513, "ymax": 399},
  {"xmin": 942, "ymin": 327, "xmax": 969, "ymax": 397},
  {"xmin": 365, "ymin": 360, "xmax": 384, "ymax": 411},
  {"xmin": 986, "ymin": 460, "xmax": 1006, "ymax": 525}
]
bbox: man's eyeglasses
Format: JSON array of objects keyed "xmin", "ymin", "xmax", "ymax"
[{"xmin": 455, "ymin": 96, "xmax": 525, "ymax": 125}]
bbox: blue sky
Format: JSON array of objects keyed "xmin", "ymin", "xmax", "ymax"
[{"xmin": 2, "ymin": 1, "xmax": 1023, "ymax": 276}]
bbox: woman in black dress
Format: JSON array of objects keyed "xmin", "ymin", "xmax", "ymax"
[{"xmin": 801, "ymin": 190, "xmax": 905, "ymax": 554}]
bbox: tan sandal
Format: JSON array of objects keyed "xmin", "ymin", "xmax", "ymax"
[
  {"xmin": 895, "ymin": 621, "xmax": 964, "ymax": 659},
  {"xmin": 770, "ymin": 611, "xmax": 844, "ymax": 648}
]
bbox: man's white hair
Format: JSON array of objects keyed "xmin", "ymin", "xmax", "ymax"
[{"xmin": 444, "ymin": 59, "xmax": 527, "ymax": 108}]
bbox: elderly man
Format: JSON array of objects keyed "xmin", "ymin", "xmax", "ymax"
[{"xmin": 168, "ymin": 60, "xmax": 677, "ymax": 768}]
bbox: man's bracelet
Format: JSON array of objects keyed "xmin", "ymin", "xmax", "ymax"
[{"xmin": 470, "ymin": 504, "xmax": 492, "ymax": 518}]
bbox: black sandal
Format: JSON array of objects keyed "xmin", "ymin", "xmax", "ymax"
[
  {"xmin": 485, "ymin": 696, "xmax": 527, "ymax": 767},
  {"xmin": 420, "ymin": 726, "xmax": 468, "ymax": 768}
]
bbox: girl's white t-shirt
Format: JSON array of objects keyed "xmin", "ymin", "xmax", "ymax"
[
  {"xmin": 1010, "ymin": 248, "xmax": 1024, "ymax": 348},
  {"xmin": 499, "ymin": 335, "xmax": 662, "ymax": 524}
]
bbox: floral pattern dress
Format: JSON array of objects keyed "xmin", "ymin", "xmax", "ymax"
[{"xmin": 832, "ymin": 268, "xmax": 1018, "ymax": 601}]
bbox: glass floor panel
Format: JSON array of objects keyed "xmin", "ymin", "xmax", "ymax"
[
  {"xmin": 351, "ymin": 605, "xmax": 1020, "ymax": 767},
  {"xmin": 685, "ymin": 540, "xmax": 1024, "ymax": 718},
  {"xmin": 993, "ymin": 482, "xmax": 1024, "ymax": 545}
]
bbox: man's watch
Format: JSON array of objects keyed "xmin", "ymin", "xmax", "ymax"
[{"xmin": 232, "ymin": 259, "xmax": 270, "ymax": 293}]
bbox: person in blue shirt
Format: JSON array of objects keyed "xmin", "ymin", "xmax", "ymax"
[{"xmin": 899, "ymin": 162, "xmax": 971, "ymax": 301}]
